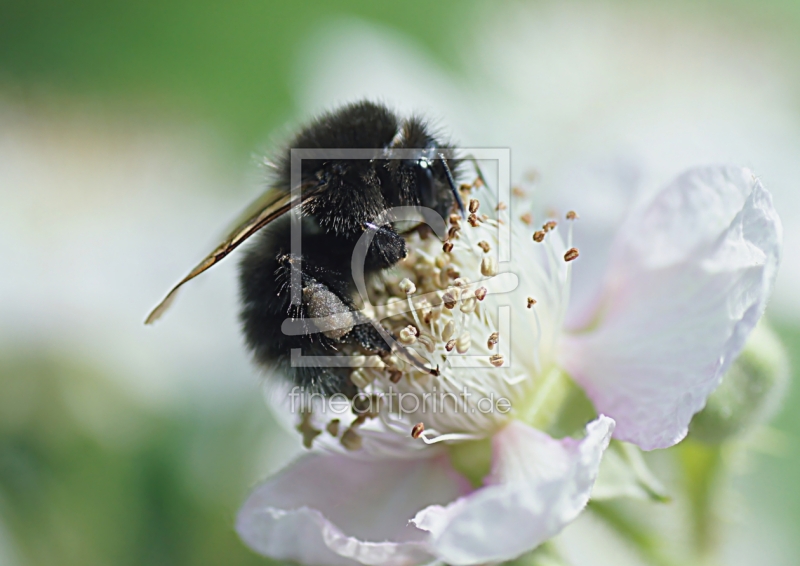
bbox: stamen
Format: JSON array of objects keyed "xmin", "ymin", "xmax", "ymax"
[
  {"xmin": 411, "ymin": 422, "xmax": 425, "ymax": 439},
  {"xmin": 468, "ymin": 213, "xmax": 480, "ymax": 227},
  {"xmin": 456, "ymin": 331, "xmax": 471, "ymax": 354},
  {"xmin": 443, "ymin": 240, "xmax": 454, "ymax": 253},
  {"xmin": 489, "ymin": 354, "xmax": 504, "ymax": 367},
  {"xmin": 474, "ymin": 287, "xmax": 487, "ymax": 301},
  {"xmin": 520, "ymin": 212, "xmax": 533, "ymax": 225},
  {"xmin": 468, "ymin": 198, "xmax": 480, "ymax": 213},
  {"xmin": 564, "ymin": 248, "xmax": 580, "ymax": 262},
  {"xmin": 566, "ymin": 210, "xmax": 579, "ymax": 220},
  {"xmin": 326, "ymin": 419, "xmax": 340, "ymax": 437},
  {"xmin": 543, "ymin": 220, "xmax": 557, "ymax": 232},
  {"xmin": 480, "ymin": 256, "xmax": 497, "ymax": 277},
  {"xmin": 487, "ymin": 331, "xmax": 499, "ymax": 350},
  {"xmin": 533, "ymin": 230, "xmax": 545, "ymax": 242},
  {"xmin": 527, "ymin": 297, "xmax": 537, "ymax": 308},
  {"xmin": 477, "ymin": 240, "xmax": 491, "ymax": 253}
]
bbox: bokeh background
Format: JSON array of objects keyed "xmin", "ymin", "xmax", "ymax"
[{"xmin": 1, "ymin": 1, "xmax": 799, "ymax": 564}]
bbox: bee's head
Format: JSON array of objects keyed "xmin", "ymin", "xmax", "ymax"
[{"xmin": 388, "ymin": 117, "xmax": 464, "ymax": 219}]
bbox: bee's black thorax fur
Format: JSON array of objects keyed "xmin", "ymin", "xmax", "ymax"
[{"xmin": 238, "ymin": 100, "xmax": 458, "ymax": 395}]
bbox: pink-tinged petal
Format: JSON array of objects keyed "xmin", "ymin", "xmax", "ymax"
[
  {"xmin": 561, "ymin": 166, "xmax": 782, "ymax": 450},
  {"xmin": 237, "ymin": 452, "xmax": 465, "ymax": 566},
  {"xmin": 413, "ymin": 417, "xmax": 614, "ymax": 565}
]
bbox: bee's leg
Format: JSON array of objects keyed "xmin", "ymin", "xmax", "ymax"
[{"xmin": 362, "ymin": 223, "xmax": 407, "ymax": 269}]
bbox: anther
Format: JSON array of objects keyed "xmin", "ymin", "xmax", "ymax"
[
  {"xmin": 447, "ymin": 226, "xmax": 461, "ymax": 240},
  {"xmin": 449, "ymin": 213, "xmax": 461, "ymax": 225},
  {"xmin": 489, "ymin": 354, "xmax": 504, "ymax": 367},
  {"xmin": 496, "ymin": 202, "xmax": 507, "ymax": 211},
  {"xmin": 326, "ymin": 419, "xmax": 340, "ymax": 437},
  {"xmin": 532, "ymin": 230, "xmax": 545, "ymax": 242},
  {"xmin": 473, "ymin": 177, "xmax": 484, "ymax": 188},
  {"xmin": 442, "ymin": 240, "xmax": 454, "ymax": 253},
  {"xmin": 520, "ymin": 212, "xmax": 533, "ymax": 225},
  {"xmin": 469, "ymin": 198, "xmax": 480, "ymax": 213},
  {"xmin": 399, "ymin": 325, "xmax": 418, "ymax": 344},
  {"xmin": 527, "ymin": 297, "xmax": 537, "ymax": 308},
  {"xmin": 481, "ymin": 256, "xmax": 497, "ymax": 277},
  {"xmin": 442, "ymin": 320, "xmax": 456, "ymax": 341},
  {"xmin": 445, "ymin": 339, "xmax": 456, "ymax": 352},
  {"xmin": 564, "ymin": 247, "xmax": 580, "ymax": 262},
  {"xmin": 340, "ymin": 427, "xmax": 362, "ymax": 451},
  {"xmin": 543, "ymin": 220, "xmax": 557, "ymax": 232},
  {"xmin": 513, "ymin": 186, "xmax": 526, "ymax": 197},
  {"xmin": 566, "ymin": 210, "xmax": 579, "ymax": 220},
  {"xmin": 474, "ymin": 287, "xmax": 488, "ymax": 301},
  {"xmin": 487, "ymin": 332, "xmax": 499, "ymax": 350},
  {"xmin": 428, "ymin": 365, "xmax": 441, "ymax": 377},
  {"xmin": 477, "ymin": 240, "xmax": 491, "ymax": 253},
  {"xmin": 411, "ymin": 422, "xmax": 425, "ymax": 439},
  {"xmin": 389, "ymin": 369, "xmax": 403, "ymax": 383},
  {"xmin": 468, "ymin": 213, "xmax": 480, "ymax": 227},
  {"xmin": 442, "ymin": 287, "xmax": 461, "ymax": 309},
  {"xmin": 456, "ymin": 331, "xmax": 471, "ymax": 354},
  {"xmin": 398, "ymin": 278, "xmax": 416, "ymax": 295}
]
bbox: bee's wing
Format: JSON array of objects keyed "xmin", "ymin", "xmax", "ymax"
[{"xmin": 145, "ymin": 184, "xmax": 318, "ymax": 324}]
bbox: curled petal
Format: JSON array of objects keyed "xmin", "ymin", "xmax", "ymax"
[
  {"xmin": 561, "ymin": 166, "xmax": 782, "ymax": 450},
  {"xmin": 413, "ymin": 417, "xmax": 614, "ymax": 565},
  {"xmin": 237, "ymin": 452, "xmax": 465, "ymax": 566}
]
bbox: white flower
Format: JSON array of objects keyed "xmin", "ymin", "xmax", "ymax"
[{"xmin": 236, "ymin": 164, "xmax": 781, "ymax": 565}]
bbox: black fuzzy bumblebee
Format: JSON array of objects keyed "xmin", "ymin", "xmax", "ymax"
[{"xmin": 146, "ymin": 101, "xmax": 463, "ymax": 395}]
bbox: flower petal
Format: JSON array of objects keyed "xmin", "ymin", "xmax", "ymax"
[
  {"xmin": 413, "ymin": 417, "xmax": 614, "ymax": 565},
  {"xmin": 237, "ymin": 452, "xmax": 465, "ymax": 566},
  {"xmin": 561, "ymin": 166, "xmax": 782, "ymax": 450}
]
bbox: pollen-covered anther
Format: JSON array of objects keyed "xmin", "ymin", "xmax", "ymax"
[
  {"xmin": 468, "ymin": 213, "xmax": 480, "ymax": 227},
  {"xmin": 447, "ymin": 226, "xmax": 461, "ymax": 240},
  {"xmin": 297, "ymin": 412, "xmax": 321, "ymax": 449},
  {"xmin": 468, "ymin": 198, "xmax": 480, "ymax": 214},
  {"xmin": 445, "ymin": 339, "xmax": 456, "ymax": 352},
  {"xmin": 532, "ymin": 230, "xmax": 545, "ymax": 243},
  {"xmin": 474, "ymin": 286, "xmax": 488, "ymax": 301},
  {"xmin": 566, "ymin": 210, "xmax": 579, "ymax": 220},
  {"xmin": 389, "ymin": 369, "xmax": 403, "ymax": 383},
  {"xmin": 326, "ymin": 419, "xmax": 340, "ymax": 437},
  {"xmin": 489, "ymin": 354, "xmax": 504, "ymax": 367},
  {"xmin": 527, "ymin": 297, "xmax": 537, "ymax": 308},
  {"xmin": 442, "ymin": 240, "xmax": 454, "ymax": 253},
  {"xmin": 398, "ymin": 278, "xmax": 416, "ymax": 295},
  {"xmin": 487, "ymin": 332, "xmax": 499, "ymax": 350},
  {"xmin": 340, "ymin": 427, "xmax": 363, "ymax": 451},
  {"xmin": 350, "ymin": 368, "xmax": 374, "ymax": 389},
  {"xmin": 477, "ymin": 240, "xmax": 491, "ymax": 253},
  {"xmin": 495, "ymin": 202, "xmax": 507, "ymax": 211},
  {"xmin": 399, "ymin": 325, "xmax": 418, "ymax": 344},
  {"xmin": 456, "ymin": 331, "xmax": 471, "ymax": 354},
  {"xmin": 442, "ymin": 320, "xmax": 456, "ymax": 341},
  {"xmin": 481, "ymin": 256, "xmax": 498, "ymax": 277},
  {"xmin": 446, "ymin": 266, "xmax": 461, "ymax": 280},
  {"xmin": 411, "ymin": 422, "xmax": 425, "ymax": 439},
  {"xmin": 520, "ymin": 212, "xmax": 533, "ymax": 225},
  {"xmin": 543, "ymin": 220, "xmax": 557, "ymax": 232},
  {"xmin": 564, "ymin": 247, "xmax": 580, "ymax": 262},
  {"xmin": 442, "ymin": 287, "xmax": 461, "ymax": 309},
  {"xmin": 449, "ymin": 213, "xmax": 461, "ymax": 225}
]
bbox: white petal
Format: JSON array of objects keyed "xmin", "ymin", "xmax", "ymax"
[
  {"xmin": 237, "ymin": 452, "xmax": 465, "ymax": 566},
  {"xmin": 413, "ymin": 417, "xmax": 614, "ymax": 565},
  {"xmin": 561, "ymin": 166, "xmax": 782, "ymax": 450}
]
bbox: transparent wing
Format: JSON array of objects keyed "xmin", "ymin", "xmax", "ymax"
[{"xmin": 145, "ymin": 184, "xmax": 318, "ymax": 324}]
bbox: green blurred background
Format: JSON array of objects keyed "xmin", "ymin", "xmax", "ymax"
[{"xmin": 1, "ymin": 1, "xmax": 800, "ymax": 565}]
